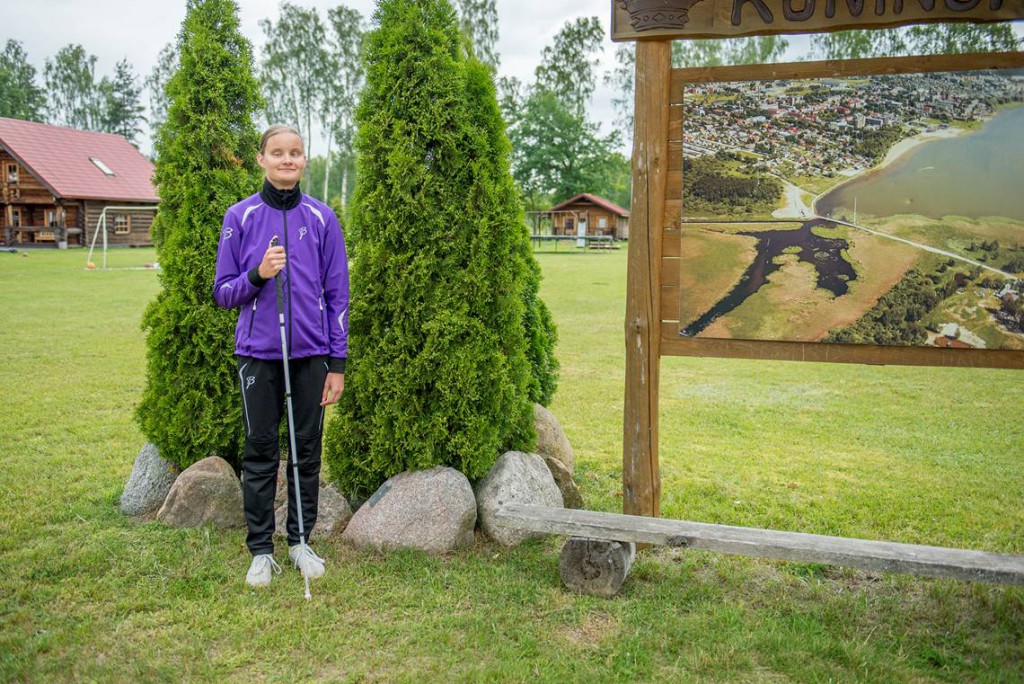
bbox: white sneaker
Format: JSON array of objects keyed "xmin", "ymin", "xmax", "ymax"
[
  {"xmin": 246, "ymin": 554, "xmax": 282, "ymax": 587},
  {"xmin": 289, "ymin": 544, "xmax": 325, "ymax": 579}
]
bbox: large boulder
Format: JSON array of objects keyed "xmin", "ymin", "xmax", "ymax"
[
  {"xmin": 544, "ymin": 455, "xmax": 583, "ymax": 510},
  {"xmin": 343, "ymin": 467, "xmax": 477, "ymax": 553},
  {"xmin": 275, "ymin": 482, "xmax": 353, "ymax": 541},
  {"xmin": 120, "ymin": 442, "xmax": 178, "ymax": 517},
  {"xmin": 475, "ymin": 451, "xmax": 563, "ymax": 547},
  {"xmin": 156, "ymin": 457, "xmax": 244, "ymax": 528},
  {"xmin": 534, "ymin": 404, "xmax": 574, "ymax": 473}
]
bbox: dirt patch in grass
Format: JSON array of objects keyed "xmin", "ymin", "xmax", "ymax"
[{"xmin": 563, "ymin": 611, "xmax": 619, "ymax": 648}]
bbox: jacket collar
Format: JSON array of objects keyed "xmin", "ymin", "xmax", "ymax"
[{"xmin": 260, "ymin": 179, "xmax": 302, "ymax": 211}]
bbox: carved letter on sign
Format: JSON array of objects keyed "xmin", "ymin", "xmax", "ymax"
[{"xmin": 732, "ymin": 0, "xmax": 776, "ymax": 24}]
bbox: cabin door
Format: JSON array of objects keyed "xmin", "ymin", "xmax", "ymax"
[{"xmin": 576, "ymin": 218, "xmax": 587, "ymax": 248}]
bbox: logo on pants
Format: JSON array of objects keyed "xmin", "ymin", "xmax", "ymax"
[{"xmin": 246, "ymin": 376, "xmax": 256, "ymax": 390}]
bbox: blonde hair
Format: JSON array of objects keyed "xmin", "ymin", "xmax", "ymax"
[{"xmin": 259, "ymin": 124, "xmax": 304, "ymax": 153}]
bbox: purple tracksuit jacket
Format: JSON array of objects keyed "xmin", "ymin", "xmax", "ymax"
[{"xmin": 213, "ymin": 191, "xmax": 349, "ymax": 372}]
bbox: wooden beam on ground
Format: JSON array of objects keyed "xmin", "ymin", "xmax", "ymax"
[
  {"xmin": 623, "ymin": 40, "xmax": 672, "ymax": 520},
  {"xmin": 497, "ymin": 504, "xmax": 1024, "ymax": 586}
]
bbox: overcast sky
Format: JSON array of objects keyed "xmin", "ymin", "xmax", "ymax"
[
  {"xmin": 6, "ymin": 0, "xmax": 639, "ymax": 155},
  {"xmin": 4, "ymin": 2, "xmax": 1021, "ymax": 156}
]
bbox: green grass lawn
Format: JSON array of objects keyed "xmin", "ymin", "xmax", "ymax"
[{"xmin": 1, "ymin": 246, "xmax": 1022, "ymax": 682}]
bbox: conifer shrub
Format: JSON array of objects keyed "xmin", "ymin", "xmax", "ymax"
[
  {"xmin": 323, "ymin": 0, "xmax": 557, "ymax": 498},
  {"xmin": 136, "ymin": 0, "xmax": 263, "ymax": 470},
  {"xmin": 462, "ymin": 56, "xmax": 559, "ymax": 407}
]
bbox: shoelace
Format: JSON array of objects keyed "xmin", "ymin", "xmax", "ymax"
[
  {"xmin": 292, "ymin": 545, "xmax": 325, "ymax": 570},
  {"xmin": 253, "ymin": 555, "xmax": 283, "ymax": 576}
]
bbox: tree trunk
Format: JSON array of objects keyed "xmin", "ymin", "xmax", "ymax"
[
  {"xmin": 340, "ymin": 163, "xmax": 349, "ymax": 210},
  {"xmin": 323, "ymin": 129, "xmax": 333, "ymax": 201}
]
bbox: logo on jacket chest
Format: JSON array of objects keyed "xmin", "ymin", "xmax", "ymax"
[{"xmin": 298, "ymin": 226, "xmax": 308, "ymax": 241}]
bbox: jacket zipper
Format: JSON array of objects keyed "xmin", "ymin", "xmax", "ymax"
[
  {"xmin": 319, "ymin": 296, "xmax": 325, "ymax": 337},
  {"xmin": 282, "ymin": 208, "xmax": 292, "ymax": 353},
  {"xmin": 247, "ymin": 298, "xmax": 257, "ymax": 339}
]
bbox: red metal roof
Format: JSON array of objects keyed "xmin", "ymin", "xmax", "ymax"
[
  {"xmin": 547, "ymin": 193, "xmax": 630, "ymax": 217},
  {"xmin": 0, "ymin": 117, "xmax": 157, "ymax": 203}
]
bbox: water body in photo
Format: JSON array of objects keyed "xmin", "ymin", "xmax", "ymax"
[
  {"xmin": 817, "ymin": 105, "xmax": 1024, "ymax": 223},
  {"xmin": 681, "ymin": 220, "xmax": 855, "ymax": 337}
]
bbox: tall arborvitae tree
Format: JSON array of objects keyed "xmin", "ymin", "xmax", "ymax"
[
  {"xmin": 463, "ymin": 57, "xmax": 559, "ymax": 408},
  {"xmin": 136, "ymin": 0, "xmax": 263, "ymax": 470},
  {"xmin": 324, "ymin": 0, "xmax": 557, "ymax": 498}
]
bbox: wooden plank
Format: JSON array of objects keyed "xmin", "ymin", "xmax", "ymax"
[
  {"xmin": 669, "ymin": 52, "xmax": 1024, "ymax": 104},
  {"xmin": 664, "ymin": 198, "xmax": 681, "ymax": 227},
  {"xmin": 660, "ymin": 260, "xmax": 679, "ymax": 288},
  {"xmin": 665, "ymin": 170, "xmax": 682, "ymax": 204},
  {"xmin": 658, "ymin": 333, "xmax": 1024, "ymax": 370},
  {"xmin": 611, "ymin": 0, "xmax": 1023, "ymax": 42},
  {"xmin": 660, "ymin": 284, "xmax": 680, "ymax": 324},
  {"xmin": 668, "ymin": 105, "xmax": 683, "ymax": 142},
  {"xmin": 662, "ymin": 226, "xmax": 680, "ymax": 258},
  {"xmin": 623, "ymin": 40, "xmax": 672, "ymax": 520},
  {"xmin": 498, "ymin": 504, "xmax": 1024, "ymax": 586},
  {"xmin": 670, "ymin": 52, "xmax": 1024, "ymax": 100},
  {"xmin": 668, "ymin": 145, "xmax": 682, "ymax": 172}
]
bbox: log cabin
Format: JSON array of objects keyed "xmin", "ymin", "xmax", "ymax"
[
  {"xmin": 0, "ymin": 117, "xmax": 158, "ymax": 248},
  {"xmin": 546, "ymin": 193, "xmax": 630, "ymax": 240}
]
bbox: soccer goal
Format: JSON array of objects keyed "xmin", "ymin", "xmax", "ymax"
[{"xmin": 85, "ymin": 205, "xmax": 159, "ymax": 270}]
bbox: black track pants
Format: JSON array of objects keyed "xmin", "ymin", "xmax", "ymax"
[{"xmin": 237, "ymin": 355, "xmax": 328, "ymax": 556}]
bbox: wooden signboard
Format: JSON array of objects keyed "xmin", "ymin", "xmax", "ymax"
[
  {"xmin": 612, "ymin": 0, "xmax": 1024, "ymax": 41},
  {"xmin": 620, "ymin": 40, "xmax": 1023, "ymax": 520}
]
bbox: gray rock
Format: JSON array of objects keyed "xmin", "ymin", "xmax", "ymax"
[
  {"xmin": 120, "ymin": 442, "xmax": 178, "ymax": 516},
  {"xmin": 475, "ymin": 451, "xmax": 563, "ymax": 547},
  {"xmin": 534, "ymin": 404, "xmax": 574, "ymax": 473},
  {"xmin": 343, "ymin": 467, "xmax": 477, "ymax": 553},
  {"xmin": 275, "ymin": 482, "xmax": 353, "ymax": 541},
  {"xmin": 156, "ymin": 457, "xmax": 244, "ymax": 528},
  {"xmin": 543, "ymin": 455, "xmax": 584, "ymax": 509}
]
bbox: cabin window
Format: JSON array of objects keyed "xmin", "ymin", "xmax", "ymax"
[
  {"xmin": 10, "ymin": 208, "xmax": 21, "ymax": 227},
  {"xmin": 113, "ymin": 214, "xmax": 130, "ymax": 235},
  {"xmin": 598, "ymin": 217, "xmax": 608, "ymax": 229},
  {"xmin": 5, "ymin": 163, "xmax": 17, "ymax": 184},
  {"xmin": 46, "ymin": 210, "xmax": 59, "ymax": 228}
]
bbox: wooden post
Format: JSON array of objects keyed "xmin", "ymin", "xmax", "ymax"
[
  {"xmin": 559, "ymin": 538, "xmax": 637, "ymax": 598},
  {"xmin": 623, "ymin": 40, "xmax": 671, "ymax": 519}
]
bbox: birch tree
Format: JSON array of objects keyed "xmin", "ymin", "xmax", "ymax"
[
  {"xmin": 321, "ymin": 5, "xmax": 365, "ymax": 205},
  {"xmin": 44, "ymin": 44, "xmax": 102, "ymax": 129},
  {"xmin": 534, "ymin": 16, "xmax": 605, "ymax": 117},
  {"xmin": 145, "ymin": 42, "xmax": 178, "ymax": 154},
  {"xmin": 259, "ymin": 2, "xmax": 328, "ymax": 160},
  {"xmin": 453, "ymin": 0, "xmax": 500, "ymax": 71}
]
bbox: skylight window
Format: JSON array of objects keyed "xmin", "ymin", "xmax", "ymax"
[{"xmin": 90, "ymin": 157, "xmax": 115, "ymax": 176}]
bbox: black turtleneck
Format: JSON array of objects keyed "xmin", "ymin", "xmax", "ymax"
[
  {"xmin": 246, "ymin": 180, "xmax": 302, "ymax": 288},
  {"xmin": 260, "ymin": 178, "xmax": 302, "ymax": 210}
]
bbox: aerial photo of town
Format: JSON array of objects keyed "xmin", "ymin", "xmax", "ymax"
[{"xmin": 678, "ymin": 66, "xmax": 1024, "ymax": 351}]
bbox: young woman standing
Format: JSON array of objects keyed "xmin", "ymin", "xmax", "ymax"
[{"xmin": 213, "ymin": 124, "xmax": 349, "ymax": 587}]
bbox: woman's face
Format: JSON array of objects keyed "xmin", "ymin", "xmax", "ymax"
[{"xmin": 258, "ymin": 132, "xmax": 306, "ymax": 189}]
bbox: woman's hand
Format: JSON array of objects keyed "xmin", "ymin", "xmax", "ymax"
[
  {"xmin": 258, "ymin": 242, "xmax": 287, "ymax": 279},
  {"xmin": 321, "ymin": 372, "xmax": 345, "ymax": 406}
]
